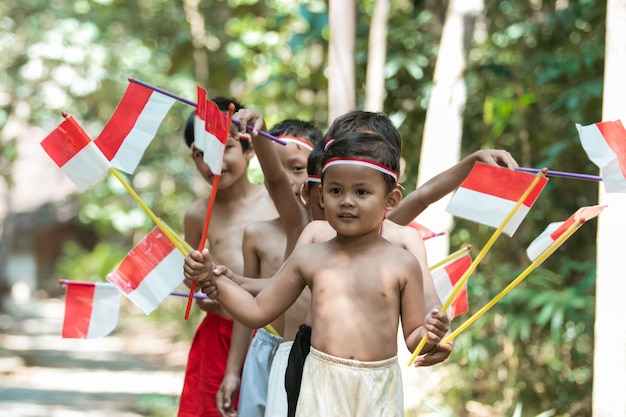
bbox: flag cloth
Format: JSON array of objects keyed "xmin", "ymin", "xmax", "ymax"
[
  {"xmin": 446, "ymin": 163, "xmax": 548, "ymax": 236},
  {"xmin": 202, "ymin": 92, "xmax": 230, "ymax": 175},
  {"xmin": 526, "ymin": 205, "xmax": 606, "ymax": 261},
  {"xmin": 94, "ymin": 82, "xmax": 175, "ymax": 174},
  {"xmin": 40, "ymin": 115, "xmax": 110, "ymax": 191},
  {"xmin": 431, "ymin": 254, "xmax": 471, "ymax": 320},
  {"xmin": 576, "ymin": 120, "xmax": 626, "ymax": 193},
  {"xmin": 193, "ymin": 85, "xmax": 208, "ymax": 152},
  {"xmin": 407, "ymin": 221, "xmax": 444, "ymax": 240},
  {"xmin": 62, "ymin": 281, "xmax": 121, "ymax": 339},
  {"xmin": 106, "ymin": 227, "xmax": 185, "ymax": 314}
]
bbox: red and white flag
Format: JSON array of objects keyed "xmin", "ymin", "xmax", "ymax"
[
  {"xmin": 95, "ymin": 82, "xmax": 175, "ymax": 174},
  {"xmin": 446, "ymin": 163, "xmax": 548, "ymax": 236},
  {"xmin": 40, "ymin": 115, "xmax": 111, "ymax": 191},
  {"xmin": 526, "ymin": 205, "xmax": 606, "ymax": 261},
  {"xmin": 576, "ymin": 120, "xmax": 626, "ymax": 193},
  {"xmin": 106, "ymin": 227, "xmax": 185, "ymax": 314},
  {"xmin": 192, "ymin": 86, "xmax": 229, "ymax": 174},
  {"xmin": 431, "ymin": 254, "xmax": 472, "ymax": 320},
  {"xmin": 62, "ymin": 281, "xmax": 121, "ymax": 339},
  {"xmin": 407, "ymin": 221, "xmax": 444, "ymax": 240}
]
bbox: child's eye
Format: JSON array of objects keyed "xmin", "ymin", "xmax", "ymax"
[
  {"xmin": 293, "ymin": 166, "xmax": 306, "ymax": 173},
  {"xmin": 356, "ymin": 189, "xmax": 368, "ymax": 196},
  {"xmin": 330, "ymin": 187, "xmax": 341, "ymax": 194},
  {"xmin": 193, "ymin": 150, "xmax": 204, "ymax": 158}
]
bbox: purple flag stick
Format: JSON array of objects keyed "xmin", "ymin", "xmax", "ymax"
[
  {"xmin": 516, "ymin": 167, "xmax": 602, "ymax": 182},
  {"xmin": 128, "ymin": 77, "xmax": 286, "ymax": 146}
]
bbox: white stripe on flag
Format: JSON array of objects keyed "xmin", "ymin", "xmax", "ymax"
[
  {"xmin": 61, "ymin": 142, "xmax": 111, "ymax": 191},
  {"xmin": 123, "ymin": 249, "xmax": 185, "ymax": 315},
  {"xmin": 203, "ymin": 133, "xmax": 225, "ymax": 175},
  {"xmin": 446, "ymin": 187, "xmax": 531, "ymax": 236},
  {"xmin": 110, "ymin": 92, "xmax": 175, "ymax": 173},
  {"xmin": 577, "ymin": 122, "xmax": 626, "ymax": 193},
  {"xmin": 526, "ymin": 221, "xmax": 564, "ymax": 261},
  {"xmin": 88, "ymin": 283, "xmax": 122, "ymax": 339}
]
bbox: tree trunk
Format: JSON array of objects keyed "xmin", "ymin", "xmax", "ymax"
[
  {"xmin": 415, "ymin": 0, "xmax": 483, "ymax": 264},
  {"xmin": 593, "ymin": 1, "xmax": 626, "ymax": 415},
  {"xmin": 328, "ymin": 0, "xmax": 356, "ymax": 123},
  {"xmin": 364, "ymin": 0, "xmax": 390, "ymax": 112}
]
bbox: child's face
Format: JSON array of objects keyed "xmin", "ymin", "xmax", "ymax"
[
  {"xmin": 320, "ymin": 164, "xmax": 399, "ymax": 237},
  {"xmin": 275, "ymin": 142, "xmax": 310, "ymax": 202},
  {"xmin": 191, "ymin": 135, "xmax": 252, "ymax": 188}
]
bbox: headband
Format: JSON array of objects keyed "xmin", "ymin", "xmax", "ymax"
[
  {"xmin": 323, "ymin": 137, "xmax": 335, "ymax": 150},
  {"xmin": 277, "ymin": 135, "xmax": 314, "ymax": 151},
  {"xmin": 307, "ymin": 175, "xmax": 322, "ymax": 183},
  {"xmin": 322, "ymin": 157, "xmax": 398, "ymax": 183}
]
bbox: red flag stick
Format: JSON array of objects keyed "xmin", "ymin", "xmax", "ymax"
[{"xmin": 184, "ymin": 103, "xmax": 235, "ymax": 320}]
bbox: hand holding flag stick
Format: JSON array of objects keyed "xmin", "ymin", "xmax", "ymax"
[
  {"xmin": 184, "ymin": 102, "xmax": 235, "ymax": 320},
  {"xmin": 407, "ymin": 168, "xmax": 549, "ymax": 366},
  {"xmin": 127, "ymin": 77, "xmax": 287, "ymax": 146}
]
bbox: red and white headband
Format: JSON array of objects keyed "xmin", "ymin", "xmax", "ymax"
[
  {"xmin": 277, "ymin": 135, "xmax": 314, "ymax": 152},
  {"xmin": 307, "ymin": 175, "xmax": 321, "ymax": 183},
  {"xmin": 322, "ymin": 157, "xmax": 398, "ymax": 183}
]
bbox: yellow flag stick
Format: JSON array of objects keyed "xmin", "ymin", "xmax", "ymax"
[
  {"xmin": 428, "ymin": 245, "xmax": 472, "ymax": 272},
  {"xmin": 407, "ymin": 168, "xmax": 548, "ymax": 366},
  {"xmin": 109, "ymin": 168, "xmax": 188, "ymax": 256},
  {"xmin": 441, "ymin": 219, "xmax": 584, "ymax": 344}
]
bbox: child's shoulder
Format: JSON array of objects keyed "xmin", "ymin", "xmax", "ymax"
[{"xmin": 244, "ymin": 217, "xmax": 282, "ymax": 236}]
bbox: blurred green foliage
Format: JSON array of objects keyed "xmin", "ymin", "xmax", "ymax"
[{"xmin": 0, "ymin": 0, "xmax": 605, "ymax": 415}]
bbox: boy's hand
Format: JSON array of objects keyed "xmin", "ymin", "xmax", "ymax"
[
  {"xmin": 198, "ymin": 264, "xmax": 233, "ymax": 297},
  {"xmin": 216, "ymin": 373, "xmax": 240, "ymax": 417},
  {"xmin": 413, "ymin": 340, "xmax": 454, "ymax": 367},
  {"xmin": 233, "ymin": 109, "xmax": 266, "ymax": 137},
  {"xmin": 473, "ymin": 149, "xmax": 519, "ymax": 169},
  {"xmin": 423, "ymin": 307, "xmax": 450, "ymax": 343},
  {"xmin": 183, "ymin": 248, "xmax": 215, "ymax": 283}
]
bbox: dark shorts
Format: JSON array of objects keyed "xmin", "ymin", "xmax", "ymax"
[{"xmin": 284, "ymin": 324, "xmax": 311, "ymax": 417}]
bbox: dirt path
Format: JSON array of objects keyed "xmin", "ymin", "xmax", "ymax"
[{"xmin": 0, "ymin": 297, "xmax": 189, "ymax": 417}]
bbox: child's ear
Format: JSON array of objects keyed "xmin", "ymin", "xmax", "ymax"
[
  {"xmin": 385, "ymin": 188, "xmax": 402, "ymax": 211},
  {"xmin": 317, "ymin": 183, "xmax": 324, "ymax": 208},
  {"xmin": 300, "ymin": 183, "xmax": 309, "ymax": 206}
]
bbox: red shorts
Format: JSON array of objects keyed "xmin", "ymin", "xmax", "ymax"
[{"xmin": 178, "ymin": 312, "xmax": 236, "ymax": 417}]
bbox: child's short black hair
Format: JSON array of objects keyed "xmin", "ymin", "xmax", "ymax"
[
  {"xmin": 321, "ymin": 132, "xmax": 400, "ymax": 192},
  {"xmin": 269, "ymin": 119, "xmax": 323, "ymax": 149},
  {"xmin": 324, "ymin": 110, "xmax": 402, "ymax": 155},
  {"xmin": 183, "ymin": 96, "xmax": 248, "ymax": 151}
]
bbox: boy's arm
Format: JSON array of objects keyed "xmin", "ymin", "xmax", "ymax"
[
  {"xmin": 217, "ymin": 226, "xmax": 262, "ymax": 414},
  {"xmin": 234, "ymin": 109, "xmax": 309, "ymax": 256},
  {"xmin": 185, "ymin": 249, "xmax": 306, "ymax": 328},
  {"xmin": 388, "ymin": 149, "xmax": 519, "ymax": 225}
]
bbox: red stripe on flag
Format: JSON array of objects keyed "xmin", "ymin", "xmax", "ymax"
[
  {"xmin": 107, "ymin": 229, "xmax": 176, "ymax": 293},
  {"xmin": 460, "ymin": 163, "xmax": 547, "ymax": 206},
  {"xmin": 549, "ymin": 215, "xmax": 576, "ymax": 241},
  {"xmin": 95, "ymin": 83, "xmax": 153, "ymax": 160},
  {"xmin": 62, "ymin": 283, "xmax": 95, "ymax": 338},
  {"xmin": 40, "ymin": 116, "xmax": 91, "ymax": 167},
  {"xmin": 596, "ymin": 120, "xmax": 626, "ymax": 179},
  {"xmin": 445, "ymin": 254, "xmax": 471, "ymax": 318},
  {"xmin": 205, "ymin": 99, "xmax": 229, "ymax": 145}
]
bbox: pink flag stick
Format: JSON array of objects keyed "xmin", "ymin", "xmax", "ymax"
[
  {"xmin": 184, "ymin": 103, "xmax": 235, "ymax": 320},
  {"xmin": 128, "ymin": 77, "xmax": 287, "ymax": 146},
  {"xmin": 516, "ymin": 167, "xmax": 602, "ymax": 182}
]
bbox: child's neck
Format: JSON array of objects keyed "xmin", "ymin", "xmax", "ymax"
[
  {"xmin": 333, "ymin": 226, "xmax": 385, "ymax": 250},
  {"xmin": 215, "ymin": 176, "xmax": 258, "ymax": 203}
]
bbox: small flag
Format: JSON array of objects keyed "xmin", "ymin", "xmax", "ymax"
[
  {"xmin": 576, "ymin": 120, "xmax": 626, "ymax": 193},
  {"xmin": 446, "ymin": 163, "xmax": 548, "ymax": 236},
  {"xmin": 62, "ymin": 281, "xmax": 121, "ymax": 339},
  {"xmin": 526, "ymin": 205, "xmax": 606, "ymax": 261},
  {"xmin": 202, "ymin": 94, "xmax": 230, "ymax": 175},
  {"xmin": 106, "ymin": 227, "xmax": 185, "ymax": 314},
  {"xmin": 193, "ymin": 86, "xmax": 208, "ymax": 153},
  {"xmin": 40, "ymin": 115, "xmax": 111, "ymax": 191},
  {"xmin": 95, "ymin": 82, "xmax": 175, "ymax": 174},
  {"xmin": 407, "ymin": 221, "xmax": 444, "ymax": 240},
  {"xmin": 432, "ymin": 254, "xmax": 472, "ymax": 320}
]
